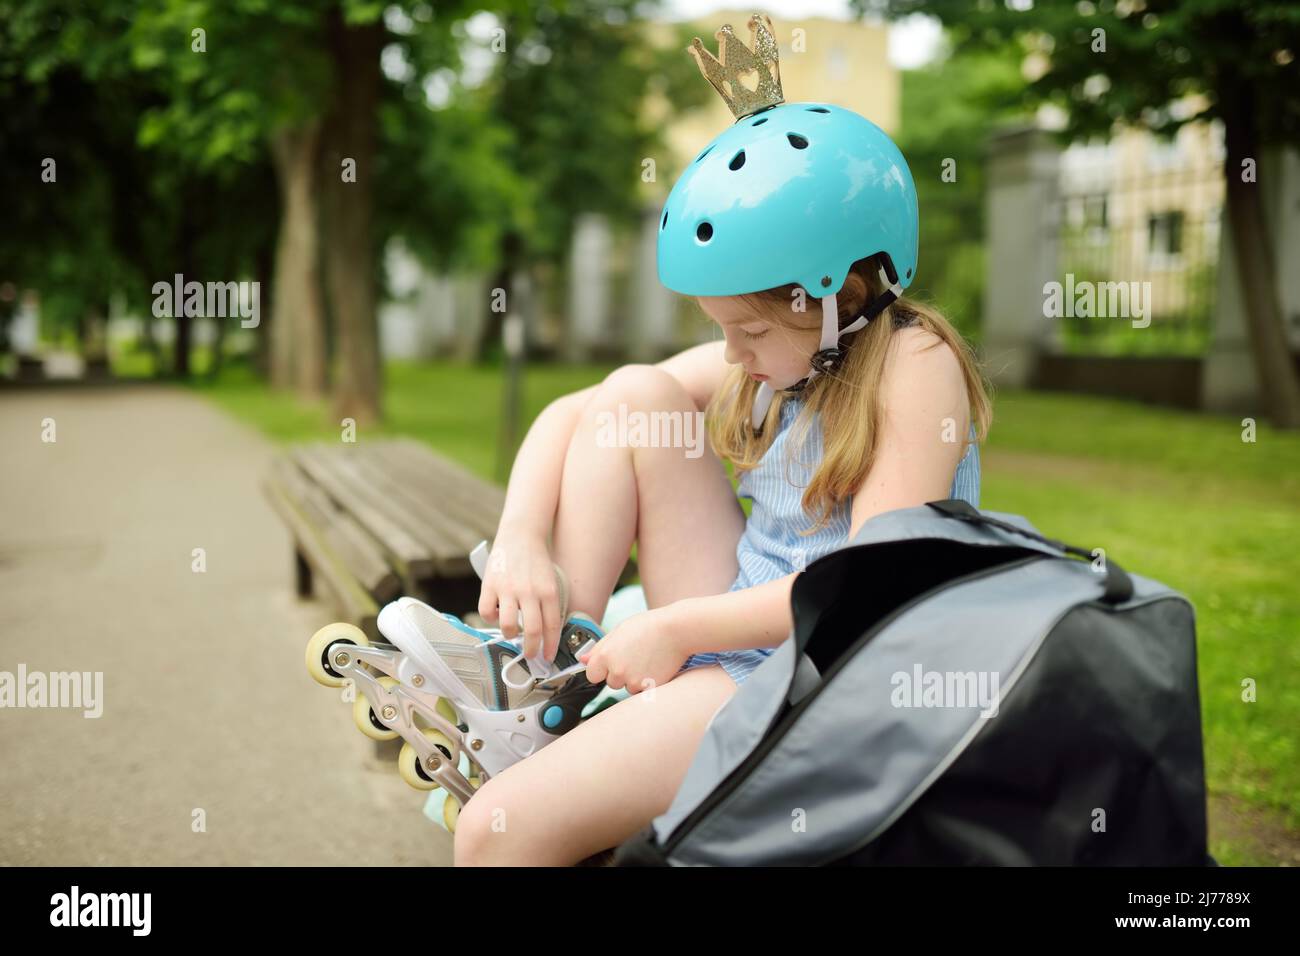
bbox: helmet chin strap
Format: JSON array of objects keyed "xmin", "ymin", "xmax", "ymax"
[{"xmin": 749, "ymin": 266, "xmax": 902, "ymax": 430}]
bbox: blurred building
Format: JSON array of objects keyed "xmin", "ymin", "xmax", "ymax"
[
  {"xmin": 984, "ymin": 109, "xmax": 1300, "ymax": 412},
  {"xmin": 1056, "ymin": 111, "xmax": 1225, "ymax": 348}
]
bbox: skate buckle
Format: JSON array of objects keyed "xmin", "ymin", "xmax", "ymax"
[
  {"xmin": 501, "ymin": 650, "xmax": 565, "ymax": 691},
  {"xmin": 534, "ymin": 642, "xmax": 597, "ymax": 690}
]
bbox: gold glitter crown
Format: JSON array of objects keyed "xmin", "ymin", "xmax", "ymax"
[{"xmin": 687, "ymin": 13, "xmax": 784, "ymax": 121}]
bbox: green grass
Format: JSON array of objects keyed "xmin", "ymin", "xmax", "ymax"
[
  {"xmin": 184, "ymin": 358, "xmax": 1299, "ymax": 864},
  {"xmin": 977, "ymin": 392, "xmax": 1299, "ymax": 865}
]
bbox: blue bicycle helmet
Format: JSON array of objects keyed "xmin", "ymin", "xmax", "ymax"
[
  {"xmin": 657, "ymin": 101, "xmax": 919, "ymax": 302},
  {"xmin": 658, "ymin": 16, "xmax": 920, "ymax": 428}
]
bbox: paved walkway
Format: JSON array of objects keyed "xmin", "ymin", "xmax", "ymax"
[{"xmin": 0, "ymin": 383, "xmax": 451, "ymax": 864}]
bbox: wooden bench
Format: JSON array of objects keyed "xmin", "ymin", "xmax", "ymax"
[{"xmin": 263, "ymin": 438, "xmax": 506, "ymax": 637}]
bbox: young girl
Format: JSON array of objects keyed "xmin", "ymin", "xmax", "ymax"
[{"xmin": 445, "ymin": 23, "xmax": 990, "ymax": 866}]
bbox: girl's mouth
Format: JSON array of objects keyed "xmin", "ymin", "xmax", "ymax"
[{"xmin": 748, "ymin": 371, "xmax": 768, "ymax": 382}]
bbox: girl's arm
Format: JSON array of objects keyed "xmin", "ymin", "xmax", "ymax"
[
  {"xmin": 845, "ymin": 327, "xmax": 969, "ymax": 538},
  {"xmin": 668, "ymin": 573, "xmax": 798, "ymax": 656}
]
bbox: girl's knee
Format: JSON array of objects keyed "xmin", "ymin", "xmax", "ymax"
[
  {"xmin": 450, "ymin": 781, "xmax": 513, "ymax": 865},
  {"xmin": 590, "ymin": 364, "xmax": 693, "ymax": 412}
]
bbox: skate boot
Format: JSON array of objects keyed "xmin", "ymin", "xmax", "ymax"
[{"xmin": 305, "ymin": 564, "xmax": 605, "ymax": 831}]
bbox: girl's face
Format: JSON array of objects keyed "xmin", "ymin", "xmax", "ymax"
[{"xmin": 698, "ymin": 295, "xmax": 819, "ymax": 389}]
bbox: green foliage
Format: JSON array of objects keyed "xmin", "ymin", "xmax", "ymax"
[
  {"xmin": 128, "ymin": 0, "xmax": 337, "ymax": 167},
  {"xmin": 376, "ymin": 95, "xmax": 526, "ymax": 275},
  {"xmin": 477, "ymin": 1, "xmax": 709, "ymax": 263},
  {"xmin": 2, "ymin": 0, "xmax": 712, "ymax": 353},
  {"xmin": 0, "ymin": 0, "xmax": 283, "ymax": 342},
  {"xmin": 865, "ymin": 0, "xmax": 1300, "ymax": 144}
]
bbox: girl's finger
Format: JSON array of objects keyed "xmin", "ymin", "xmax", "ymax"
[
  {"xmin": 498, "ymin": 594, "xmax": 519, "ymax": 640},
  {"xmin": 477, "ymin": 581, "xmax": 498, "ymax": 623},
  {"xmin": 540, "ymin": 592, "xmax": 563, "ymax": 663},
  {"xmin": 520, "ymin": 599, "xmax": 544, "ymax": 661}
]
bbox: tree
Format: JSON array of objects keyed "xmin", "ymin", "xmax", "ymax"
[
  {"xmin": 466, "ymin": 0, "xmax": 711, "ymax": 357},
  {"xmin": 131, "ymin": 0, "xmax": 338, "ymax": 398},
  {"xmin": 897, "ymin": 44, "xmax": 1029, "ymax": 337},
  {"xmin": 319, "ymin": 6, "xmax": 384, "ymax": 423},
  {"xmin": 0, "ymin": 0, "xmax": 278, "ymax": 377},
  {"xmin": 131, "ymin": 0, "xmax": 523, "ymax": 419},
  {"xmin": 865, "ymin": 0, "xmax": 1300, "ymax": 426}
]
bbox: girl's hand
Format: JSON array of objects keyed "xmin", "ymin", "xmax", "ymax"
[
  {"xmin": 579, "ymin": 605, "xmax": 693, "ymax": 695},
  {"xmin": 477, "ymin": 531, "xmax": 563, "ymax": 663}
]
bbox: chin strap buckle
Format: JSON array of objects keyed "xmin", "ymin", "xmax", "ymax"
[{"xmin": 811, "ymin": 346, "xmax": 846, "ymax": 374}]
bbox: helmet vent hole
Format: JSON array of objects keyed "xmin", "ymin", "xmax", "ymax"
[
  {"xmin": 695, "ymin": 145, "xmax": 714, "ymax": 164},
  {"xmin": 728, "ymin": 150, "xmax": 746, "ymax": 171},
  {"xmin": 696, "ymin": 222, "xmax": 714, "ymax": 243},
  {"xmin": 661, "ymin": 209, "xmax": 668, "ymax": 230},
  {"xmin": 787, "ymin": 133, "xmax": 809, "ymax": 149},
  {"xmin": 752, "ymin": 117, "xmax": 768, "ymax": 126},
  {"xmin": 806, "ymin": 107, "xmax": 830, "ymax": 113},
  {"xmin": 906, "ymin": 268, "xmax": 912, "ymax": 278}
]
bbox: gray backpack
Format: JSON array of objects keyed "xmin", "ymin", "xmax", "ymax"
[{"xmin": 613, "ymin": 500, "xmax": 1208, "ymax": 866}]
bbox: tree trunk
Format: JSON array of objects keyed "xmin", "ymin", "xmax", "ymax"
[
  {"xmin": 320, "ymin": 13, "xmax": 384, "ymax": 426},
  {"xmin": 174, "ymin": 194, "xmax": 194, "ymax": 378},
  {"xmin": 206, "ymin": 306, "xmax": 227, "ymax": 381},
  {"xmin": 139, "ymin": 301, "xmax": 160, "ymax": 378},
  {"xmin": 252, "ymin": 243, "xmax": 273, "ymax": 381},
  {"xmin": 269, "ymin": 121, "xmax": 327, "ymax": 400},
  {"xmin": 1220, "ymin": 83, "xmax": 1300, "ymax": 428},
  {"xmin": 474, "ymin": 230, "xmax": 523, "ymax": 360}
]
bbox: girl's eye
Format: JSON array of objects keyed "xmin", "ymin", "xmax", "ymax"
[{"xmin": 742, "ymin": 328, "xmax": 769, "ymax": 341}]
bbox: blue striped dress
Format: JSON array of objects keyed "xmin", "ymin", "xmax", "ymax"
[{"xmin": 677, "ymin": 393, "xmax": 982, "ymax": 686}]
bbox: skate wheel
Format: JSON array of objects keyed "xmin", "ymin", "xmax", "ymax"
[
  {"xmin": 397, "ymin": 728, "xmax": 457, "ymax": 791},
  {"xmin": 353, "ymin": 676, "xmax": 400, "ymax": 741},
  {"xmin": 442, "ymin": 776, "xmax": 482, "ymax": 833},
  {"xmin": 306, "ymin": 622, "xmax": 369, "ymax": 688},
  {"xmin": 435, "ymin": 696, "xmax": 460, "ymax": 728}
]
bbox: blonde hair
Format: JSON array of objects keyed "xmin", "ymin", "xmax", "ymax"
[{"xmin": 705, "ymin": 255, "xmax": 992, "ymax": 533}]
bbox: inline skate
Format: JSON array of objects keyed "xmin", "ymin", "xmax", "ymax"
[{"xmin": 305, "ymin": 557, "xmax": 606, "ymax": 831}]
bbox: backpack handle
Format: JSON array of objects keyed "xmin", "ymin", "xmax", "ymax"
[{"xmin": 926, "ymin": 499, "xmax": 1134, "ymax": 604}]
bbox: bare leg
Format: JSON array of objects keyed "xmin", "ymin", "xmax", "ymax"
[
  {"xmin": 452, "ymin": 366, "xmax": 748, "ymax": 865},
  {"xmin": 551, "ymin": 365, "xmax": 746, "ymax": 619},
  {"xmin": 453, "ymin": 662, "xmax": 738, "ymax": 866}
]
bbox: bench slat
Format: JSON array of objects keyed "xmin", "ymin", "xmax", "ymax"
[
  {"xmin": 342, "ymin": 453, "xmax": 483, "ymax": 574},
  {"xmin": 290, "ymin": 446, "xmax": 433, "ymax": 589},
  {"xmin": 314, "ymin": 445, "xmax": 472, "ymax": 570},
  {"xmin": 263, "ymin": 476, "xmax": 379, "ymax": 637},
  {"xmin": 271, "ymin": 457, "xmax": 400, "ymax": 603},
  {"xmin": 374, "ymin": 439, "xmax": 505, "ymax": 533}
]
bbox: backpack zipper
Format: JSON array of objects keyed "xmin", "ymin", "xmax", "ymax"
[{"xmin": 661, "ymin": 552, "xmax": 1043, "ymax": 856}]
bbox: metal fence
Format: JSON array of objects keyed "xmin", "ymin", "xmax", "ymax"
[{"xmin": 1051, "ymin": 156, "xmax": 1223, "ymax": 357}]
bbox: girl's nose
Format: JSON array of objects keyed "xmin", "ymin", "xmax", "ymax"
[{"xmin": 723, "ymin": 336, "xmax": 749, "ymax": 367}]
